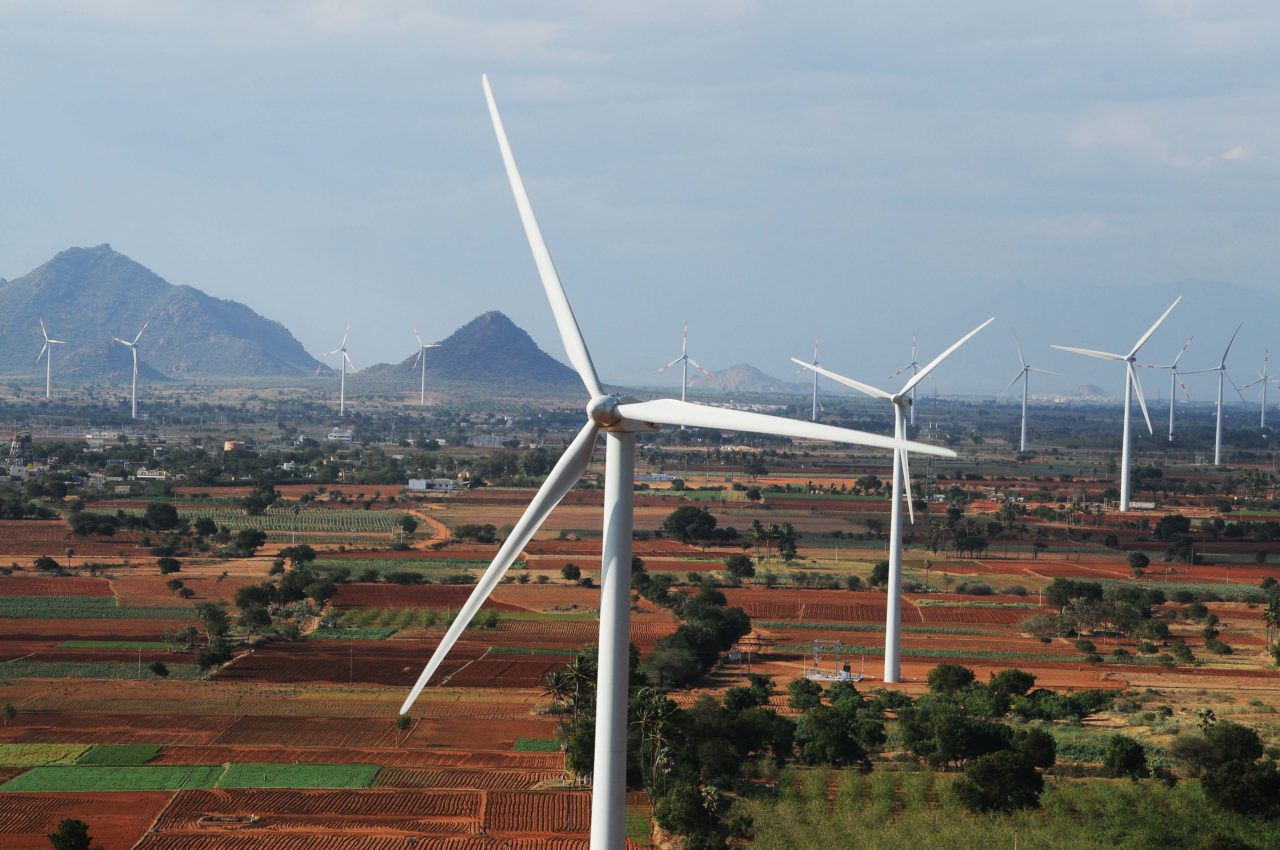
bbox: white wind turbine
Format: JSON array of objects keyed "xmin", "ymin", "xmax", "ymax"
[
  {"xmin": 1183, "ymin": 323, "xmax": 1245, "ymax": 466},
  {"xmin": 1140, "ymin": 336, "xmax": 1194, "ymax": 441},
  {"xmin": 36, "ymin": 320, "xmax": 67, "ymax": 399},
  {"xmin": 997, "ymin": 331, "xmax": 1058, "ymax": 452},
  {"xmin": 1051, "ymin": 296, "xmax": 1181, "ymax": 510},
  {"xmin": 321, "ymin": 324, "xmax": 356, "ymax": 416},
  {"xmin": 799, "ymin": 338, "xmax": 820, "ymax": 421},
  {"xmin": 891, "ymin": 334, "xmax": 921, "ymax": 427},
  {"xmin": 793, "ymin": 317, "xmax": 993, "ymax": 683},
  {"xmin": 111, "ymin": 321, "xmax": 149, "ymax": 419},
  {"xmin": 412, "ymin": 329, "xmax": 441, "ymax": 406},
  {"xmin": 398, "ymin": 75, "xmax": 956, "ymax": 850},
  {"xmin": 656, "ymin": 320, "xmax": 711, "ymax": 404},
  {"xmin": 1240, "ymin": 350, "xmax": 1276, "ymax": 430}
]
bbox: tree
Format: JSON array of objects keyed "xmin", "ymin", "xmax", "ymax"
[
  {"xmin": 724, "ymin": 554, "xmax": 755, "ymax": 579},
  {"xmin": 232, "ymin": 529, "xmax": 268, "ymax": 555},
  {"xmin": 1202, "ymin": 759, "xmax": 1280, "ymax": 818},
  {"xmin": 1128, "ymin": 551, "xmax": 1150, "ymax": 577},
  {"xmin": 927, "ymin": 663, "xmax": 976, "ymax": 695},
  {"xmin": 662, "ymin": 506, "xmax": 717, "ymax": 544},
  {"xmin": 278, "ymin": 544, "xmax": 317, "ymax": 567},
  {"xmin": 398, "ymin": 514, "xmax": 419, "ymax": 537},
  {"xmin": 194, "ymin": 601, "xmax": 231, "ymax": 644},
  {"xmin": 193, "ymin": 516, "xmax": 218, "ymax": 537},
  {"xmin": 1103, "ymin": 734, "xmax": 1149, "ymax": 780},
  {"xmin": 48, "ymin": 818, "xmax": 101, "ymax": 850},
  {"xmin": 561, "ymin": 564, "xmax": 581, "ymax": 582},
  {"xmin": 144, "ymin": 501, "xmax": 181, "ymax": 531},
  {"xmin": 953, "ymin": 750, "xmax": 1043, "ymax": 813},
  {"xmin": 157, "ymin": 557, "xmax": 181, "ymax": 575},
  {"xmin": 989, "ymin": 668, "xmax": 1036, "ymax": 699},
  {"xmin": 1013, "ymin": 725, "xmax": 1057, "ymax": 769},
  {"xmin": 869, "ymin": 561, "xmax": 890, "ymax": 589},
  {"xmin": 2, "ymin": 703, "xmax": 15, "ymax": 725},
  {"xmin": 786, "ymin": 678, "xmax": 823, "ymax": 711},
  {"xmin": 33, "ymin": 555, "xmax": 60, "ymax": 572},
  {"xmin": 149, "ymin": 661, "xmax": 169, "ymax": 677}
]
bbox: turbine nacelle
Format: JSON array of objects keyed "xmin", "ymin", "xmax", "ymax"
[{"xmin": 586, "ymin": 394, "xmax": 659, "ymax": 432}]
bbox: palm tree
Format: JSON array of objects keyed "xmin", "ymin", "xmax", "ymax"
[
  {"xmin": 1263, "ymin": 596, "xmax": 1280, "ymax": 647},
  {"xmin": 749, "ymin": 520, "xmax": 766, "ymax": 560},
  {"xmin": 541, "ymin": 670, "xmax": 572, "ymax": 714}
]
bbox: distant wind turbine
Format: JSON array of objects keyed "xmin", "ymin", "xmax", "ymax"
[
  {"xmin": 656, "ymin": 321, "xmax": 711, "ymax": 403},
  {"xmin": 396, "ymin": 74, "xmax": 954, "ymax": 850},
  {"xmin": 891, "ymin": 334, "xmax": 921, "ymax": 427},
  {"xmin": 800, "ymin": 339, "xmax": 820, "ymax": 421},
  {"xmin": 36, "ymin": 319, "xmax": 67, "ymax": 399},
  {"xmin": 1241, "ymin": 350, "xmax": 1277, "ymax": 429},
  {"xmin": 998, "ymin": 331, "xmax": 1058, "ymax": 452},
  {"xmin": 321, "ymin": 324, "xmax": 357, "ymax": 416},
  {"xmin": 412, "ymin": 329, "xmax": 441, "ymax": 406},
  {"xmin": 1140, "ymin": 336, "xmax": 1194, "ymax": 441},
  {"xmin": 1051, "ymin": 296, "xmax": 1181, "ymax": 510},
  {"xmin": 794, "ymin": 316, "xmax": 994, "ymax": 683},
  {"xmin": 111, "ymin": 321, "xmax": 149, "ymax": 419},
  {"xmin": 1183, "ymin": 324, "xmax": 1245, "ymax": 466}
]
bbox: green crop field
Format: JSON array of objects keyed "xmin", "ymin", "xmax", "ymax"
[
  {"xmin": 218, "ymin": 763, "xmax": 380, "ymax": 789},
  {"xmin": 310, "ymin": 627, "xmax": 399, "ymax": 640},
  {"xmin": 0, "ymin": 765, "xmax": 223, "ymax": 792},
  {"xmin": 115, "ymin": 506, "xmax": 409, "ymax": 535},
  {"xmin": 515, "ymin": 738, "xmax": 562, "ymax": 752},
  {"xmin": 0, "ymin": 596, "xmax": 190, "ymax": 620},
  {"xmin": 59, "ymin": 640, "xmax": 172, "ymax": 650},
  {"xmin": 0, "ymin": 744, "xmax": 89, "ymax": 766},
  {"xmin": 0, "ymin": 661, "xmax": 203, "ymax": 680},
  {"xmin": 74, "ymin": 744, "xmax": 161, "ymax": 765}
]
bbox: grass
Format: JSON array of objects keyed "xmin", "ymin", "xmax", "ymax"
[
  {"xmin": 0, "ymin": 596, "xmax": 190, "ymax": 620},
  {"xmin": 500, "ymin": 610, "xmax": 600, "ymax": 622},
  {"xmin": 0, "ymin": 765, "xmax": 223, "ymax": 792},
  {"xmin": 489, "ymin": 646, "xmax": 579, "ymax": 657},
  {"xmin": 914, "ymin": 599, "xmax": 1040, "ymax": 609},
  {"xmin": 757, "ymin": 621, "xmax": 992, "ymax": 636},
  {"xmin": 58, "ymin": 640, "xmax": 172, "ymax": 650},
  {"xmin": 0, "ymin": 661, "xmax": 203, "ymax": 680},
  {"xmin": 74, "ymin": 744, "xmax": 161, "ymax": 765},
  {"xmin": 0, "ymin": 743, "xmax": 89, "ymax": 766},
  {"xmin": 218, "ymin": 763, "xmax": 380, "ymax": 789},
  {"xmin": 734, "ymin": 768, "xmax": 1279, "ymax": 850},
  {"xmin": 626, "ymin": 806, "xmax": 653, "ymax": 845},
  {"xmin": 310, "ymin": 627, "xmax": 399, "ymax": 640},
  {"xmin": 515, "ymin": 738, "xmax": 562, "ymax": 752}
]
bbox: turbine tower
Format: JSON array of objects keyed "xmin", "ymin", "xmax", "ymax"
[
  {"xmin": 998, "ymin": 331, "xmax": 1057, "ymax": 452},
  {"xmin": 1241, "ymin": 350, "xmax": 1276, "ymax": 430},
  {"xmin": 111, "ymin": 321, "xmax": 149, "ymax": 419},
  {"xmin": 397, "ymin": 75, "xmax": 956, "ymax": 850},
  {"xmin": 891, "ymin": 334, "xmax": 921, "ymax": 427},
  {"xmin": 1141, "ymin": 337, "xmax": 1194, "ymax": 441},
  {"xmin": 412, "ymin": 329, "xmax": 441, "ymax": 406},
  {"xmin": 1051, "ymin": 296, "xmax": 1181, "ymax": 510},
  {"xmin": 36, "ymin": 320, "xmax": 66, "ymax": 399},
  {"xmin": 799, "ymin": 339, "xmax": 820, "ymax": 421},
  {"xmin": 321, "ymin": 324, "xmax": 356, "ymax": 416},
  {"xmin": 794, "ymin": 316, "xmax": 992, "ymax": 683},
  {"xmin": 1183, "ymin": 324, "xmax": 1244, "ymax": 466},
  {"xmin": 656, "ymin": 321, "xmax": 711, "ymax": 403}
]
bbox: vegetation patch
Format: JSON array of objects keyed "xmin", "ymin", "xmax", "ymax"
[
  {"xmin": 0, "ymin": 661, "xmax": 203, "ymax": 680},
  {"xmin": 0, "ymin": 743, "xmax": 89, "ymax": 766},
  {"xmin": 310, "ymin": 627, "xmax": 398, "ymax": 640},
  {"xmin": 217, "ymin": 763, "xmax": 380, "ymax": 788},
  {"xmin": 0, "ymin": 764, "xmax": 223, "ymax": 792},
  {"xmin": 58, "ymin": 640, "xmax": 172, "ymax": 650},
  {"xmin": 514, "ymin": 738, "xmax": 562, "ymax": 752},
  {"xmin": 74, "ymin": 744, "xmax": 161, "ymax": 765},
  {"xmin": 0, "ymin": 596, "xmax": 189, "ymax": 620}
]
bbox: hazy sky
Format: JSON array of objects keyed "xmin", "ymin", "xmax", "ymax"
[{"xmin": 2, "ymin": 1, "xmax": 1278, "ymax": 395}]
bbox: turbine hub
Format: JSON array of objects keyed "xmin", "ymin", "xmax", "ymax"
[{"xmin": 586, "ymin": 394, "xmax": 623, "ymax": 428}]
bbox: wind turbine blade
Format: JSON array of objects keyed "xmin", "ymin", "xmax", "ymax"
[
  {"xmin": 656, "ymin": 356, "xmax": 683, "ymax": 373},
  {"xmin": 1127, "ymin": 296, "xmax": 1182, "ymax": 357},
  {"xmin": 483, "ymin": 75, "xmax": 603, "ymax": 399},
  {"xmin": 900, "ymin": 317, "xmax": 995, "ymax": 396},
  {"xmin": 39, "ymin": 319, "xmax": 49, "ymax": 342},
  {"xmin": 900, "ymin": 448, "xmax": 915, "ymax": 524},
  {"xmin": 1012, "ymin": 331, "xmax": 1026, "ymax": 369},
  {"xmin": 341, "ymin": 323, "xmax": 351, "ymax": 349},
  {"xmin": 1226, "ymin": 372, "xmax": 1246, "ymax": 403},
  {"xmin": 1219, "ymin": 322, "xmax": 1243, "ymax": 368},
  {"xmin": 615, "ymin": 398, "xmax": 956, "ymax": 458},
  {"xmin": 112, "ymin": 338, "xmax": 129, "ymax": 347},
  {"xmin": 1180, "ymin": 382, "xmax": 1191, "ymax": 402},
  {"xmin": 996, "ymin": 370, "xmax": 1024, "ymax": 402},
  {"xmin": 686, "ymin": 357, "xmax": 712, "ymax": 377},
  {"xmin": 791, "ymin": 358, "xmax": 893, "ymax": 400},
  {"xmin": 414, "ymin": 329, "xmax": 424, "ymax": 348},
  {"xmin": 413, "ymin": 350, "xmax": 423, "ymax": 368},
  {"xmin": 1180, "ymin": 367, "xmax": 1218, "ymax": 376},
  {"xmin": 1026, "ymin": 367, "xmax": 1061, "ymax": 377},
  {"xmin": 1129, "ymin": 363, "xmax": 1153, "ymax": 435},
  {"xmin": 400, "ymin": 421, "xmax": 599, "ymax": 714},
  {"xmin": 132, "ymin": 321, "xmax": 149, "ymax": 345},
  {"xmin": 36, "ymin": 343, "xmax": 48, "ymax": 363},
  {"xmin": 1050, "ymin": 345, "xmax": 1127, "ymax": 361},
  {"xmin": 344, "ymin": 352, "xmax": 357, "ymax": 373},
  {"xmin": 320, "ymin": 349, "xmax": 340, "ymax": 358},
  {"xmin": 1171, "ymin": 336, "xmax": 1194, "ymax": 369}
]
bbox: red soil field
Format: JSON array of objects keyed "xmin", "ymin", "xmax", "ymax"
[
  {"xmin": 151, "ymin": 745, "xmax": 561, "ymax": 771},
  {"xmin": 324, "ymin": 546, "xmax": 499, "ymax": 561},
  {"xmin": 913, "ymin": 605, "xmax": 1041, "ymax": 625},
  {"xmin": 0, "ymin": 520, "xmax": 142, "ymax": 557},
  {"xmin": 0, "ymin": 712, "xmax": 233, "ymax": 746},
  {"xmin": 373, "ymin": 766, "xmax": 561, "ymax": 790},
  {"xmin": 0, "ymin": 618, "xmax": 188, "ymax": 640},
  {"xmin": 0, "ymin": 791, "xmax": 173, "ymax": 850},
  {"xmin": 212, "ymin": 715, "xmax": 406, "ymax": 749},
  {"xmin": 330, "ymin": 584, "xmax": 525, "ymax": 611},
  {"xmin": 0, "ymin": 574, "xmax": 113, "ymax": 596}
]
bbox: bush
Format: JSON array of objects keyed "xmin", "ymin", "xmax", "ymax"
[
  {"xmin": 927, "ymin": 663, "xmax": 976, "ymax": 695},
  {"xmin": 1103, "ymin": 734, "xmax": 1149, "ymax": 780},
  {"xmin": 1202, "ymin": 759, "xmax": 1280, "ymax": 818},
  {"xmin": 953, "ymin": 750, "xmax": 1044, "ymax": 813},
  {"xmin": 561, "ymin": 564, "xmax": 581, "ymax": 582},
  {"xmin": 148, "ymin": 661, "xmax": 169, "ymax": 677}
]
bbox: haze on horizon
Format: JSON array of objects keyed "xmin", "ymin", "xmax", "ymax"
[{"xmin": 2, "ymin": 1, "xmax": 1278, "ymax": 397}]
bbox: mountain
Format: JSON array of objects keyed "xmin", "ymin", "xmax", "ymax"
[
  {"xmin": 687, "ymin": 363, "xmax": 808, "ymax": 395},
  {"xmin": 358, "ymin": 311, "xmax": 579, "ymax": 394},
  {"xmin": 0, "ymin": 245, "xmax": 322, "ymax": 379}
]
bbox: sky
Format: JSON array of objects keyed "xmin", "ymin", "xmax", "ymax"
[{"xmin": 2, "ymin": 1, "xmax": 1278, "ymax": 396}]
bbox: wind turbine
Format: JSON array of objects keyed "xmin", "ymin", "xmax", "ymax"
[
  {"xmin": 321, "ymin": 324, "xmax": 356, "ymax": 416},
  {"xmin": 111, "ymin": 321, "xmax": 148, "ymax": 419},
  {"xmin": 656, "ymin": 321, "xmax": 711, "ymax": 403},
  {"xmin": 1240, "ymin": 351, "xmax": 1276, "ymax": 430},
  {"xmin": 412, "ymin": 329, "xmax": 441, "ymax": 406},
  {"xmin": 36, "ymin": 320, "xmax": 67, "ymax": 399},
  {"xmin": 998, "ymin": 331, "xmax": 1057, "ymax": 452},
  {"xmin": 1140, "ymin": 336, "xmax": 1194, "ymax": 441},
  {"xmin": 1183, "ymin": 324, "xmax": 1245, "ymax": 466},
  {"xmin": 891, "ymin": 334, "xmax": 921, "ymax": 427},
  {"xmin": 1051, "ymin": 296, "xmax": 1181, "ymax": 510},
  {"xmin": 793, "ymin": 316, "xmax": 993, "ymax": 683},
  {"xmin": 799, "ymin": 338, "xmax": 820, "ymax": 421},
  {"xmin": 398, "ymin": 75, "xmax": 956, "ymax": 850}
]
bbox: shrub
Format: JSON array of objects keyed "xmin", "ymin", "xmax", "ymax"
[
  {"xmin": 1103, "ymin": 734, "xmax": 1149, "ymax": 780},
  {"xmin": 953, "ymin": 751, "xmax": 1043, "ymax": 813}
]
